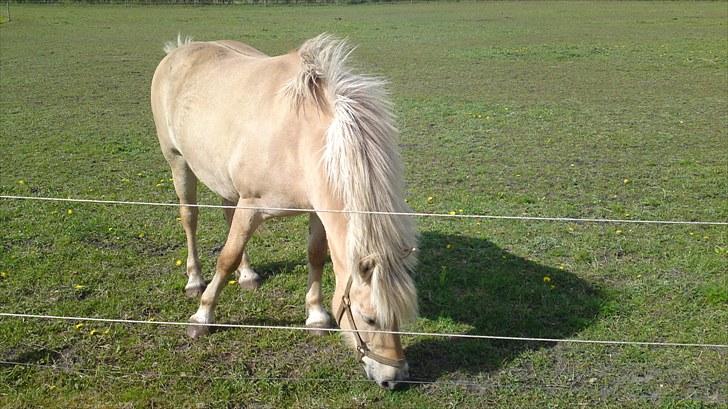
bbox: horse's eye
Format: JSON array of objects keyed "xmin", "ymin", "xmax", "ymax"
[{"xmin": 362, "ymin": 316, "xmax": 376, "ymax": 326}]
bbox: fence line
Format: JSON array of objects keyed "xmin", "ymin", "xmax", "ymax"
[
  {"xmin": 2, "ymin": 313, "xmax": 726, "ymax": 349},
  {"xmin": 0, "ymin": 359, "xmax": 576, "ymax": 389},
  {"xmin": 2, "ymin": 195, "xmax": 726, "ymax": 225}
]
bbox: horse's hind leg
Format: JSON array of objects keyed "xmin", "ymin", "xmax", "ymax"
[
  {"xmin": 168, "ymin": 156, "xmax": 205, "ymax": 298},
  {"xmin": 223, "ymin": 200, "xmax": 261, "ymax": 290},
  {"xmin": 305, "ymin": 213, "xmax": 333, "ymax": 335},
  {"xmin": 188, "ymin": 203, "xmax": 263, "ymax": 338}
]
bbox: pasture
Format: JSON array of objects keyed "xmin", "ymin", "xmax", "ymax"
[{"xmin": 1, "ymin": 2, "xmax": 726, "ymax": 408}]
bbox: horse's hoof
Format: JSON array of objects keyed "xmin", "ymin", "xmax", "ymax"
[
  {"xmin": 186, "ymin": 320, "xmax": 210, "ymax": 339},
  {"xmin": 306, "ymin": 322, "xmax": 333, "ymax": 337},
  {"xmin": 237, "ymin": 268, "xmax": 261, "ymax": 290},
  {"xmin": 306, "ymin": 311, "xmax": 333, "ymax": 336},
  {"xmin": 185, "ymin": 284, "xmax": 206, "ymax": 298},
  {"xmin": 238, "ymin": 278, "xmax": 261, "ymax": 290}
]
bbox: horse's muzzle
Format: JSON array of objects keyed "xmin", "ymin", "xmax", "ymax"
[{"xmin": 364, "ymin": 358, "xmax": 410, "ymax": 390}]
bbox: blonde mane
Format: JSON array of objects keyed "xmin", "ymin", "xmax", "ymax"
[{"xmin": 286, "ymin": 34, "xmax": 418, "ymax": 329}]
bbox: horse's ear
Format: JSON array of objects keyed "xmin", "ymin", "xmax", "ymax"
[{"xmin": 358, "ymin": 255, "xmax": 377, "ymax": 282}]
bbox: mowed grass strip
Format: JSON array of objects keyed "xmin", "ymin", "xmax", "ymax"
[{"xmin": 1, "ymin": 3, "xmax": 726, "ymax": 408}]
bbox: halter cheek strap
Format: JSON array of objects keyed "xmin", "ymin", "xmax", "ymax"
[{"xmin": 335, "ymin": 276, "xmax": 406, "ymax": 369}]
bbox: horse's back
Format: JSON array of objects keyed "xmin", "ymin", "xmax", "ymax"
[{"xmin": 151, "ymin": 40, "xmax": 327, "ymax": 207}]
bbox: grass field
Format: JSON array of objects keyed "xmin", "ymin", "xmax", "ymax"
[{"xmin": 1, "ymin": 2, "xmax": 727, "ymax": 408}]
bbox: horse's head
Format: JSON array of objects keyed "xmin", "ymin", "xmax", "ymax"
[
  {"xmin": 289, "ymin": 34, "xmax": 419, "ymax": 388},
  {"xmin": 334, "ymin": 250, "xmax": 417, "ymax": 389}
]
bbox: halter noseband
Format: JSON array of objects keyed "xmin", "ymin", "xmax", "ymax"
[{"xmin": 335, "ymin": 275, "xmax": 406, "ymax": 369}]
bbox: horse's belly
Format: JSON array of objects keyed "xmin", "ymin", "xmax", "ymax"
[
  {"xmin": 187, "ymin": 162, "xmax": 239, "ymax": 203},
  {"xmin": 180, "ymin": 136, "xmax": 309, "ymax": 211}
]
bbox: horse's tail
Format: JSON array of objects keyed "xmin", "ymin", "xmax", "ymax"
[
  {"xmin": 163, "ymin": 33, "xmax": 193, "ymax": 54},
  {"xmin": 287, "ymin": 34, "xmax": 419, "ymax": 329}
]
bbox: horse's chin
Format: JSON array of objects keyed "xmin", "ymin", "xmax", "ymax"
[{"xmin": 363, "ymin": 357, "xmax": 409, "ymax": 390}]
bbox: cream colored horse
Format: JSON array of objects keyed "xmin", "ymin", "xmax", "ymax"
[{"xmin": 151, "ymin": 34, "xmax": 418, "ymax": 389}]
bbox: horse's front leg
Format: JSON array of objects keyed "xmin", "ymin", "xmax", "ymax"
[
  {"xmin": 223, "ymin": 200, "xmax": 261, "ymax": 290},
  {"xmin": 305, "ymin": 213, "xmax": 333, "ymax": 335},
  {"xmin": 187, "ymin": 204, "xmax": 263, "ymax": 338}
]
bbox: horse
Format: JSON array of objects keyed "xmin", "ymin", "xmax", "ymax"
[{"xmin": 150, "ymin": 34, "xmax": 419, "ymax": 389}]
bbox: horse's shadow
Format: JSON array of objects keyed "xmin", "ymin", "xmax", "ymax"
[
  {"xmin": 406, "ymin": 232, "xmax": 603, "ymax": 379},
  {"xmin": 219, "ymin": 230, "xmax": 603, "ymax": 380}
]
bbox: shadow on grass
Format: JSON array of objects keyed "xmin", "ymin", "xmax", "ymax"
[
  {"xmin": 187, "ymin": 230, "xmax": 603, "ymax": 381},
  {"xmin": 406, "ymin": 232, "xmax": 603, "ymax": 380},
  {"xmin": 4, "ymin": 348, "xmax": 61, "ymax": 366}
]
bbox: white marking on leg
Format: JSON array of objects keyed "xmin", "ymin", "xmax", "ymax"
[{"xmin": 305, "ymin": 306, "xmax": 332, "ymax": 328}]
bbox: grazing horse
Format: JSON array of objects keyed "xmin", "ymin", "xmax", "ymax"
[{"xmin": 150, "ymin": 34, "xmax": 418, "ymax": 389}]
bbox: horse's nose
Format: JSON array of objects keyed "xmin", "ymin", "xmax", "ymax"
[{"xmin": 364, "ymin": 358, "xmax": 409, "ymax": 389}]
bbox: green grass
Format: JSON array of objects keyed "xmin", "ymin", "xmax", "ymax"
[{"xmin": 1, "ymin": 2, "xmax": 726, "ymax": 408}]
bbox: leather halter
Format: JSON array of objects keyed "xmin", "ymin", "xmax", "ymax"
[{"xmin": 335, "ymin": 275, "xmax": 406, "ymax": 368}]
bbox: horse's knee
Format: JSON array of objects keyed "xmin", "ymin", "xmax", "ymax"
[{"xmin": 216, "ymin": 248, "xmax": 242, "ymax": 278}]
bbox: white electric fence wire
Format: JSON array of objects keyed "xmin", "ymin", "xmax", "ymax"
[
  {"xmin": 0, "ymin": 360, "xmax": 521, "ymax": 388},
  {"xmin": 1, "ymin": 313, "xmax": 726, "ymax": 349},
  {"xmin": 0, "ymin": 360, "xmax": 579, "ymax": 389},
  {"xmin": 1, "ymin": 195, "xmax": 727, "ymax": 225}
]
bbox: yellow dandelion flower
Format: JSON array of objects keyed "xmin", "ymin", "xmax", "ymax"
[
  {"xmin": 155, "ymin": 183, "xmax": 163, "ymax": 187},
  {"xmin": 623, "ymin": 178, "xmax": 631, "ymax": 184},
  {"xmin": 175, "ymin": 259, "xmax": 183, "ymax": 267},
  {"xmin": 446, "ymin": 244, "xmax": 453, "ymax": 249},
  {"xmin": 458, "ymin": 209, "xmax": 464, "ymax": 213},
  {"xmin": 74, "ymin": 323, "xmax": 84, "ymax": 330},
  {"xmin": 0, "ymin": 271, "xmax": 7, "ymax": 279},
  {"xmin": 73, "ymin": 284, "xmax": 85, "ymax": 290},
  {"xmin": 543, "ymin": 276, "xmax": 551, "ymax": 283},
  {"xmin": 427, "ymin": 196, "xmax": 434, "ymax": 204},
  {"xmin": 17, "ymin": 179, "xmax": 25, "ymax": 185},
  {"xmin": 616, "ymin": 229, "xmax": 623, "ymax": 235},
  {"xmin": 67, "ymin": 209, "xmax": 73, "ymax": 215},
  {"xmin": 448, "ymin": 211, "xmax": 456, "ymax": 215},
  {"xmin": 228, "ymin": 280, "xmax": 237, "ymax": 285},
  {"xmin": 138, "ymin": 232, "xmax": 145, "ymax": 238},
  {"xmin": 103, "ymin": 328, "xmax": 111, "ymax": 335},
  {"xmin": 89, "ymin": 329, "xmax": 99, "ymax": 336}
]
